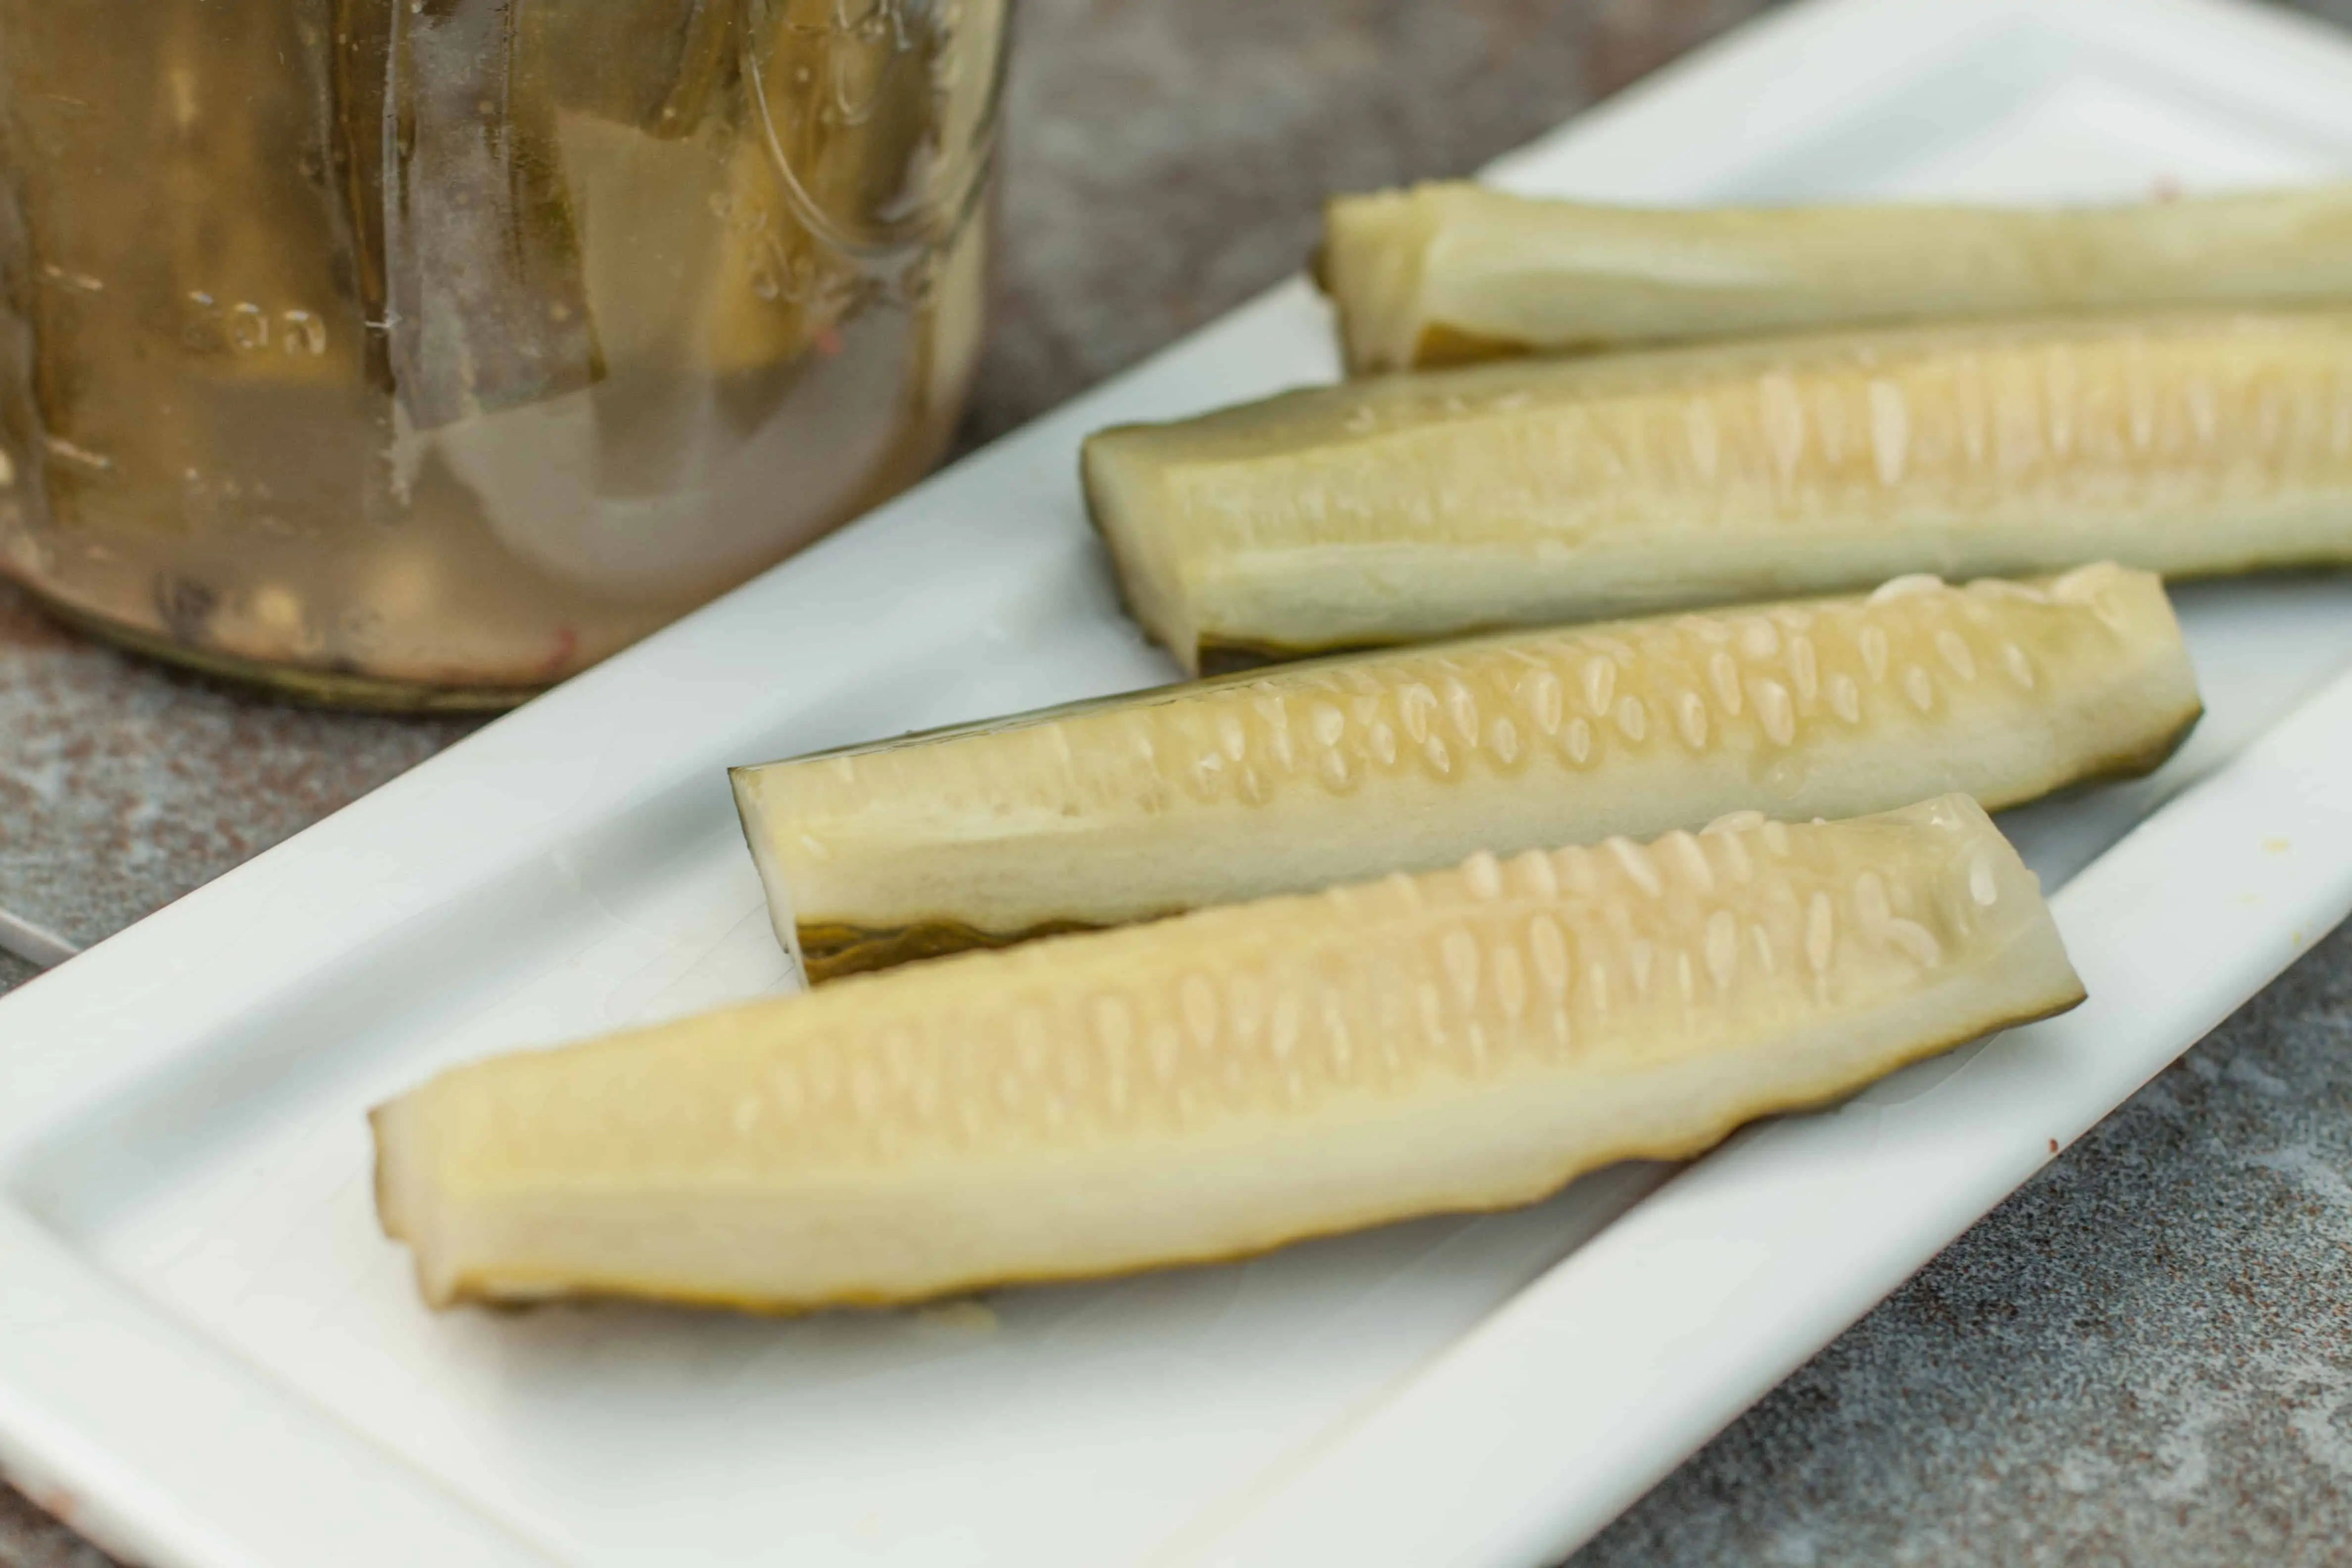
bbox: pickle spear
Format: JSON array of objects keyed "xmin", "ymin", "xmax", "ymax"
[
  {"xmin": 1322, "ymin": 182, "xmax": 2352, "ymax": 372},
  {"xmin": 735, "ymin": 565, "xmax": 2194, "ymax": 981},
  {"xmin": 1086, "ymin": 311, "xmax": 2352, "ymax": 670},
  {"xmin": 375, "ymin": 796, "xmax": 2083, "ymax": 1313},
  {"xmin": 383, "ymin": 0, "xmax": 602, "ymax": 429}
]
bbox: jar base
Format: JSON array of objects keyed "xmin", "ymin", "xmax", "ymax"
[{"xmin": 17, "ymin": 586, "xmax": 545, "ymax": 714}]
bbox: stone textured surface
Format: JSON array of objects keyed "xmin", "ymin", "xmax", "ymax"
[
  {"xmin": 9, "ymin": 1, "xmax": 2352, "ymax": 1564},
  {"xmin": 0, "ymin": 1491, "xmax": 107, "ymax": 1568},
  {"xmin": 962, "ymin": 0, "xmax": 1771, "ymax": 446},
  {"xmin": 0, "ymin": 585, "xmax": 480, "ymax": 955}
]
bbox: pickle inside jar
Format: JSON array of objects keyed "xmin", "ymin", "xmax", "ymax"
[{"xmin": 432, "ymin": 0, "xmax": 989, "ymax": 598}]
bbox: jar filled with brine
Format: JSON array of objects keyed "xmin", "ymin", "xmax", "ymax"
[{"xmin": 0, "ymin": 0, "xmax": 1008, "ymax": 707}]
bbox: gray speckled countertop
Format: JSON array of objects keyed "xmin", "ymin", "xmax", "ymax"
[{"xmin": 6, "ymin": 2, "xmax": 2352, "ymax": 1564}]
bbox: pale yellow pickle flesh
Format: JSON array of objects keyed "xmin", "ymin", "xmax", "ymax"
[
  {"xmin": 1084, "ymin": 311, "xmax": 2352, "ymax": 671},
  {"xmin": 735, "ymin": 565, "xmax": 2195, "ymax": 979},
  {"xmin": 1322, "ymin": 182, "xmax": 2352, "ymax": 372},
  {"xmin": 376, "ymin": 796, "xmax": 2083, "ymax": 1313}
]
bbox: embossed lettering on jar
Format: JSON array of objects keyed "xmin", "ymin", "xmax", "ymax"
[{"xmin": 0, "ymin": 0, "xmax": 1009, "ymax": 706}]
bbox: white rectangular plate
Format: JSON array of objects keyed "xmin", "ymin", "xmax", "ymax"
[{"xmin": 8, "ymin": 0, "xmax": 2352, "ymax": 1563}]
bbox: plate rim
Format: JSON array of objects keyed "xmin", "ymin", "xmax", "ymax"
[{"xmin": 7, "ymin": 0, "xmax": 2352, "ymax": 1563}]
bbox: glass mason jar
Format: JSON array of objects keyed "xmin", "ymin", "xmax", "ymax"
[{"xmin": 0, "ymin": 0, "xmax": 1008, "ymax": 708}]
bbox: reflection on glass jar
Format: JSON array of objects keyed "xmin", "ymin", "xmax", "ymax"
[{"xmin": 0, "ymin": 0, "xmax": 1009, "ymax": 707}]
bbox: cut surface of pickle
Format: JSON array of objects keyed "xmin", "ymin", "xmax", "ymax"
[
  {"xmin": 733, "ymin": 566, "xmax": 2195, "ymax": 980},
  {"xmin": 1085, "ymin": 311, "xmax": 2352, "ymax": 668},
  {"xmin": 374, "ymin": 796, "xmax": 2084, "ymax": 1313},
  {"xmin": 1321, "ymin": 182, "xmax": 2352, "ymax": 373}
]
